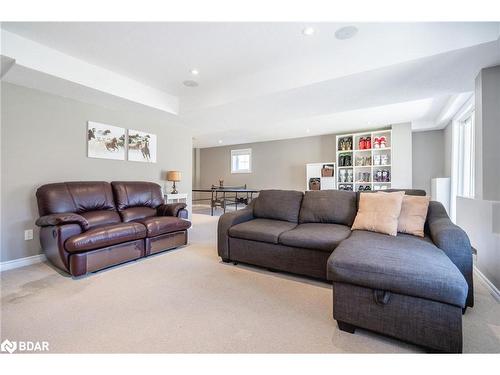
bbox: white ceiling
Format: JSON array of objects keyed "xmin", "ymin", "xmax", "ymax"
[{"xmin": 2, "ymin": 22, "xmax": 500, "ymax": 147}]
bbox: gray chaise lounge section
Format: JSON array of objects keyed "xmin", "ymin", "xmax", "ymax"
[{"xmin": 327, "ymin": 230, "xmax": 468, "ymax": 353}]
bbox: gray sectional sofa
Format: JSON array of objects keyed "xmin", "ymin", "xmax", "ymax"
[{"xmin": 217, "ymin": 189, "xmax": 474, "ymax": 353}]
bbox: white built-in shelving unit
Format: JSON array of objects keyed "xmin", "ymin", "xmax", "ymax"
[
  {"xmin": 305, "ymin": 162, "xmax": 336, "ymax": 191},
  {"xmin": 336, "ymin": 129, "xmax": 392, "ymax": 192}
]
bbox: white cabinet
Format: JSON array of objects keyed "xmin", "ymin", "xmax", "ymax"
[
  {"xmin": 431, "ymin": 178, "xmax": 451, "ymax": 214},
  {"xmin": 164, "ymin": 193, "xmax": 188, "ymax": 204},
  {"xmin": 305, "ymin": 162, "xmax": 336, "ymax": 191}
]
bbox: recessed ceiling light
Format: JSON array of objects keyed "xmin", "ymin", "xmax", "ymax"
[
  {"xmin": 302, "ymin": 27, "xmax": 315, "ymax": 36},
  {"xmin": 218, "ymin": 140, "xmax": 223, "ymax": 144},
  {"xmin": 306, "ymin": 128, "xmax": 311, "ymax": 133},
  {"xmin": 335, "ymin": 26, "xmax": 358, "ymax": 40},
  {"xmin": 190, "ymin": 69, "xmax": 199, "ymax": 75},
  {"xmin": 183, "ymin": 80, "xmax": 199, "ymax": 88}
]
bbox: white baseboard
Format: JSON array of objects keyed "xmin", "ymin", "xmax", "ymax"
[
  {"xmin": 474, "ymin": 266, "xmax": 500, "ymax": 302},
  {"xmin": 0, "ymin": 254, "xmax": 46, "ymax": 272}
]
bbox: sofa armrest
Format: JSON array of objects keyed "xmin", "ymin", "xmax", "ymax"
[
  {"xmin": 427, "ymin": 201, "xmax": 474, "ymax": 307},
  {"xmin": 157, "ymin": 203, "xmax": 187, "ymax": 218},
  {"xmin": 36, "ymin": 213, "xmax": 89, "ymax": 231},
  {"xmin": 217, "ymin": 208, "xmax": 255, "ymax": 260},
  {"xmin": 39, "ymin": 224, "xmax": 82, "ymax": 274}
]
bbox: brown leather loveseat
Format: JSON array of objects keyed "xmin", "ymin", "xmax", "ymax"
[{"xmin": 35, "ymin": 181, "xmax": 191, "ymax": 277}]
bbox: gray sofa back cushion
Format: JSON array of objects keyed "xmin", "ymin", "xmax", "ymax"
[
  {"xmin": 253, "ymin": 190, "xmax": 304, "ymax": 223},
  {"xmin": 299, "ymin": 190, "xmax": 357, "ymax": 226},
  {"xmin": 382, "ymin": 189, "xmax": 426, "ymax": 196},
  {"xmin": 355, "ymin": 189, "xmax": 426, "ymax": 206}
]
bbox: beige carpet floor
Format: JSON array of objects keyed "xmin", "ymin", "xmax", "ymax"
[{"xmin": 1, "ymin": 214, "xmax": 499, "ymax": 353}]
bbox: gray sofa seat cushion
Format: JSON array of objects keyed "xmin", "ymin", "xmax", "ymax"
[
  {"xmin": 229, "ymin": 219, "xmax": 297, "ymax": 244},
  {"xmin": 253, "ymin": 190, "xmax": 304, "ymax": 223},
  {"xmin": 279, "ymin": 223, "xmax": 352, "ymax": 252},
  {"xmin": 299, "ymin": 190, "xmax": 358, "ymax": 226},
  {"xmin": 327, "ymin": 230, "xmax": 468, "ymax": 307}
]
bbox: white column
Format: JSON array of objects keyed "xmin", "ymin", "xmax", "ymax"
[
  {"xmin": 391, "ymin": 122, "xmax": 413, "ymax": 188},
  {"xmin": 474, "ymin": 65, "xmax": 500, "ymax": 201}
]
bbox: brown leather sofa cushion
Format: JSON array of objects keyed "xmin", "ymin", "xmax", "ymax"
[
  {"xmin": 80, "ymin": 210, "xmax": 121, "ymax": 228},
  {"xmin": 120, "ymin": 207, "xmax": 157, "ymax": 222},
  {"xmin": 253, "ymin": 190, "xmax": 304, "ymax": 223},
  {"xmin": 65, "ymin": 222, "xmax": 147, "ymax": 252},
  {"xmin": 229, "ymin": 219, "xmax": 296, "ymax": 244},
  {"xmin": 111, "ymin": 181, "xmax": 164, "ymax": 210},
  {"xmin": 136, "ymin": 217, "xmax": 192, "ymax": 237},
  {"xmin": 279, "ymin": 223, "xmax": 352, "ymax": 252},
  {"xmin": 36, "ymin": 181, "xmax": 116, "ymax": 216},
  {"xmin": 299, "ymin": 190, "xmax": 358, "ymax": 226}
]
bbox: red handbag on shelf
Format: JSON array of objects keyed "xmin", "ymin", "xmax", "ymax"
[
  {"xmin": 366, "ymin": 137, "xmax": 372, "ymax": 149},
  {"xmin": 359, "ymin": 137, "xmax": 366, "ymax": 150}
]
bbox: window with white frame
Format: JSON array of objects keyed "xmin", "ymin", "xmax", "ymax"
[
  {"xmin": 231, "ymin": 148, "xmax": 252, "ymax": 174},
  {"xmin": 457, "ymin": 111, "xmax": 475, "ymax": 198}
]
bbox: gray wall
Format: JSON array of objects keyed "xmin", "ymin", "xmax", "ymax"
[
  {"xmin": 412, "ymin": 130, "xmax": 446, "ymax": 194},
  {"xmin": 475, "ymin": 65, "xmax": 500, "ymax": 201},
  {"xmin": 199, "ymin": 123, "xmax": 426, "ymax": 193},
  {"xmin": 443, "ymin": 121, "xmax": 453, "ymax": 178},
  {"xmin": 456, "ymin": 197, "xmax": 500, "ymax": 291},
  {"xmin": 475, "ymin": 69, "xmax": 484, "ymax": 200},
  {"xmin": 193, "ymin": 148, "xmax": 201, "ymax": 188},
  {"xmin": 1, "ymin": 82, "xmax": 193, "ymax": 262},
  {"xmin": 199, "ymin": 134, "xmax": 337, "ymax": 191},
  {"xmin": 462, "ymin": 64, "xmax": 500, "ymax": 290}
]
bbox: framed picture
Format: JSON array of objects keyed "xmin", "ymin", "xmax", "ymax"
[
  {"xmin": 87, "ymin": 121, "xmax": 126, "ymax": 160},
  {"xmin": 128, "ymin": 129, "xmax": 157, "ymax": 163}
]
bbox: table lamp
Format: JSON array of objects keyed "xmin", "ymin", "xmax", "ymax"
[{"xmin": 166, "ymin": 171, "xmax": 181, "ymax": 194}]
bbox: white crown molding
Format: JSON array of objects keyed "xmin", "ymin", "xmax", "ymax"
[
  {"xmin": 1, "ymin": 30, "xmax": 179, "ymax": 115},
  {"xmin": 0, "ymin": 254, "xmax": 46, "ymax": 272},
  {"xmin": 0, "ymin": 55, "xmax": 15, "ymax": 78},
  {"xmin": 434, "ymin": 92, "xmax": 474, "ymax": 128}
]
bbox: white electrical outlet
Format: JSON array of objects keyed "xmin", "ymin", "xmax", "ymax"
[{"xmin": 24, "ymin": 229, "xmax": 33, "ymax": 241}]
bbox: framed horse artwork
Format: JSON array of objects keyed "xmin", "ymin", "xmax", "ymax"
[
  {"xmin": 127, "ymin": 129, "xmax": 157, "ymax": 163},
  {"xmin": 87, "ymin": 121, "xmax": 126, "ymax": 160}
]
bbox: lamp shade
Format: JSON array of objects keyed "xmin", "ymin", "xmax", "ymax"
[{"xmin": 166, "ymin": 171, "xmax": 182, "ymax": 182}]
